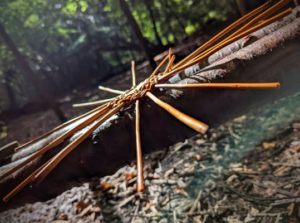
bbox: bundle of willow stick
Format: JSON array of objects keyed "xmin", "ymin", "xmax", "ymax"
[{"xmin": 0, "ymin": 0, "xmax": 292, "ymax": 202}]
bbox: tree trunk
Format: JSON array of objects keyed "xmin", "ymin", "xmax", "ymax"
[
  {"xmin": 235, "ymin": 0, "xmax": 247, "ymax": 16},
  {"xmin": 0, "ymin": 23, "xmax": 66, "ymax": 122},
  {"xmin": 143, "ymin": 0, "xmax": 163, "ymax": 46},
  {"xmin": 164, "ymin": 0, "xmax": 186, "ymax": 35},
  {"xmin": 3, "ymin": 70, "xmax": 17, "ymax": 109},
  {"xmin": 0, "ymin": 24, "xmax": 44, "ymax": 99},
  {"xmin": 118, "ymin": 0, "xmax": 156, "ymax": 68}
]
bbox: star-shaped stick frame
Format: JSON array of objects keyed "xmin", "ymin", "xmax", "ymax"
[{"xmin": 0, "ymin": 0, "xmax": 291, "ymax": 202}]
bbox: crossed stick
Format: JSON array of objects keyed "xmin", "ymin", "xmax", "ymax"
[{"xmin": 1, "ymin": 0, "xmax": 292, "ymax": 202}]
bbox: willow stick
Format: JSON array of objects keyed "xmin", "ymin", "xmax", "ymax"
[
  {"xmin": 0, "ymin": 104, "xmax": 111, "ymax": 181},
  {"xmin": 191, "ymin": 0, "xmax": 292, "ymax": 65},
  {"xmin": 168, "ymin": 48, "xmax": 173, "ymax": 61},
  {"xmin": 134, "ymin": 100, "xmax": 144, "ymax": 192},
  {"xmin": 33, "ymin": 103, "xmax": 124, "ymax": 183},
  {"xmin": 159, "ymin": 8, "xmax": 292, "ymax": 82},
  {"xmin": 149, "ymin": 54, "xmax": 169, "ymax": 78},
  {"xmin": 13, "ymin": 104, "xmax": 107, "ymax": 152},
  {"xmin": 173, "ymin": 0, "xmax": 271, "ymax": 69},
  {"xmin": 131, "ymin": 61, "xmax": 144, "ymax": 192},
  {"xmin": 98, "ymin": 86, "xmax": 124, "ymax": 95},
  {"xmin": 164, "ymin": 55, "xmax": 175, "ymax": 74},
  {"xmin": 131, "ymin": 61, "xmax": 137, "ymax": 86},
  {"xmin": 146, "ymin": 92, "xmax": 208, "ymax": 134},
  {"xmin": 186, "ymin": 8, "xmax": 292, "ymax": 68},
  {"xmin": 233, "ymin": 0, "xmax": 291, "ymax": 36},
  {"xmin": 155, "ymin": 82, "xmax": 280, "ymax": 89},
  {"xmin": 3, "ymin": 159, "xmax": 51, "ymax": 202},
  {"xmin": 73, "ymin": 98, "xmax": 115, "ymax": 108}
]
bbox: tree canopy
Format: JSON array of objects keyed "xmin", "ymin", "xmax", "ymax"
[{"xmin": 0, "ymin": 0, "xmax": 236, "ymax": 112}]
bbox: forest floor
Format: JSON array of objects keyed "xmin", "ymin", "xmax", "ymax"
[{"xmin": 1, "ymin": 91, "xmax": 300, "ymax": 223}]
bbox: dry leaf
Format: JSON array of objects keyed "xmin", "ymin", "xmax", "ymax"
[
  {"xmin": 273, "ymin": 165, "xmax": 290, "ymax": 177},
  {"xmin": 74, "ymin": 201, "xmax": 89, "ymax": 213},
  {"xmin": 99, "ymin": 182, "xmax": 114, "ymax": 191},
  {"xmin": 262, "ymin": 142, "xmax": 276, "ymax": 150},
  {"xmin": 287, "ymin": 203, "xmax": 295, "ymax": 216},
  {"xmin": 124, "ymin": 172, "xmax": 136, "ymax": 181}
]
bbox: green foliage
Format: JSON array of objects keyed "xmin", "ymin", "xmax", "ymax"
[{"xmin": 0, "ymin": 0, "xmax": 235, "ymax": 109}]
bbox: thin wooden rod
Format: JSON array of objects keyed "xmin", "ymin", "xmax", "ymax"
[
  {"xmin": 155, "ymin": 82, "xmax": 280, "ymax": 89},
  {"xmin": 135, "ymin": 99, "xmax": 144, "ymax": 192},
  {"xmin": 164, "ymin": 55, "xmax": 175, "ymax": 74},
  {"xmin": 3, "ymin": 159, "xmax": 51, "ymax": 202},
  {"xmin": 168, "ymin": 48, "xmax": 173, "ymax": 61},
  {"xmin": 33, "ymin": 104, "xmax": 124, "ymax": 183},
  {"xmin": 98, "ymin": 86, "xmax": 124, "ymax": 95},
  {"xmin": 131, "ymin": 61, "xmax": 144, "ymax": 192},
  {"xmin": 73, "ymin": 98, "xmax": 115, "ymax": 108},
  {"xmin": 146, "ymin": 92, "xmax": 208, "ymax": 134},
  {"xmin": 150, "ymin": 54, "xmax": 169, "ymax": 77},
  {"xmin": 173, "ymin": 0, "xmax": 271, "ymax": 69},
  {"xmin": 131, "ymin": 61, "xmax": 136, "ymax": 86},
  {"xmin": 13, "ymin": 104, "xmax": 107, "ymax": 152},
  {"xmin": 159, "ymin": 8, "xmax": 292, "ymax": 82},
  {"xmin": 234, "ymin": 0, "xmax": 291, "ymax": 35},
  {"xmin": 186, "ymin": 8, "xmax": 292, "ymax": 68},
  {"xmin": 0, "ymin": 104, "xmax": 111, "ymax": 181},
  {"xmin": 196, "ymin": 0, "xmax": 292, "ymax": 64}
]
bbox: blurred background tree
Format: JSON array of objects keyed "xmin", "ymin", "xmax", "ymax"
[{"xmin": 0, "ymin": 0, "xmax": 265, "ymax": 119}]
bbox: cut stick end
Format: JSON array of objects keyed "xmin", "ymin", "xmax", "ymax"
[
  {"xmin": 137, "ymin": 187, "xmax": 145, "ymax": 193},
  {"xmin": 198, "ymin": 123, "xmax": 209, "ymax": 135},
  {"xmin": 3, "ymin": 197, "xmax": 9, "ymax": 203}
]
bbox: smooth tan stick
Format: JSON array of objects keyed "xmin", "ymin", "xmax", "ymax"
[
  {"xmin": 146, "ymin": 92, "xmax": 208, "ymax": 134},
  {"xmin": 189, "ymin": 0, "xmax": 291, "ymax": 65},
  {"xmin": 164, "ymin": 55, "xmax": 175, "ymax": 74},
  {"xmin": 187, "ymin": 8, "xmax": 292, "ymax": 68},
  {"xmin": 155, "ymin": 82, "xmax": 280, "ymax": 89},
  {"xmin": 135, "ymin": 99, "xmax": 144, "ymax": 192},
  {"xmin": 131, "ymin": 61, "xmax": 136, "ymax": 86},
  {"xmin": 173, "ymin": 0, "xmax": 271, "ymax": 69},
  {"xmin": 233, "ymin": 0, "xmax": 291, "ymax": 35},
  {"xmin": 0, "ymin": 105, "xmax": 111, "ymax": 181},
  {"xmin": 159, "ymin": 8, "xmax": 292, "ymax": 82},
  {"xmin": 168, "ymin": 48, "xmax": 173, "ymax": 61},
  {"xmin": 3, "ymin": 159, "xmax": 51, "ymax": 202},
  {"xmin": 33, "ymin": 104, "xmax": 123, "ymax": 182},
  {"xmin": 14, "ymin": 104, "xmax": 107, "ymax": 152},
  {"xmin": 98, "ymin": 86, "xmax": 124, "ymax": 95},
  {"xmin": 73, "ymin": 98, "xmax": 115, "ymax": 108},
  {"xmin": 131, "ymin": 61, "xmax": 144, "ymax": 192},
  {"xmin": 149, "ymin": 54, "xmax": 169, "ymax": 77}
]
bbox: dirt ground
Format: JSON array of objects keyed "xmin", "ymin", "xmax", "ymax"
[{"xmin": 1, "ymin": 91, "xmax": 300, "ymax": 223}]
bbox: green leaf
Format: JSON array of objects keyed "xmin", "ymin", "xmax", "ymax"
[
  {"xmin": 62, "ymin": 1, "xmax": 77, "ymax": 15},
  {"xmin": 24, "ymin": 14, "xmax": 40, "ymax": 28},
  {"xmin": 103, "ymin": 4, "xmax": 111, "ymax": 12},
  {"xmin": 185, "ymin": 24, "xmax": 197, "ymax": 35},
  {"xmin": 79, "ymin": 1, "xmax": 88, "ymax": 12}
]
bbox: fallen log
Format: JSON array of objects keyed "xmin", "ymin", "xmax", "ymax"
[{"xmin": 0, "ymin": 6, "xmax": 300, "ymax": 211}]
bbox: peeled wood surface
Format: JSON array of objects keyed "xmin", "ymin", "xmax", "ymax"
[{"xmin": 0, "ymin": 15, "xmax": 300, "ymax": 210}]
